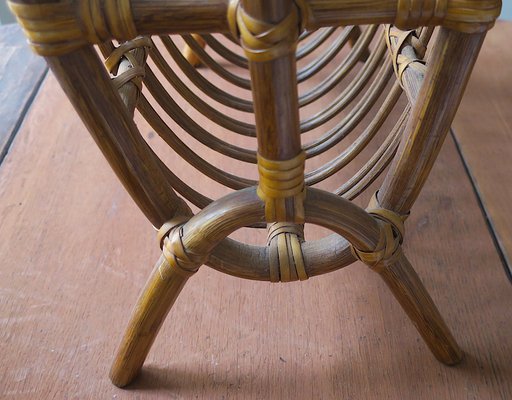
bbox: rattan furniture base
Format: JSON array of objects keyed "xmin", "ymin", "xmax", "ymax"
[{"xmin": 8, "ymin": 0, "xmax": 501, "ymax": 388}]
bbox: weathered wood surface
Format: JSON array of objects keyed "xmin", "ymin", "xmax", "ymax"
[
  {"xmin": 0, "ymin": 24, "xmax": 47, "ymax": 164},
  {"xmin": 452, "ymin": 20, "xmax": 512, "ymax": 280},
  {"xmin": 1, "ymin": 27, "xmax": 512, "ymax": 400}
]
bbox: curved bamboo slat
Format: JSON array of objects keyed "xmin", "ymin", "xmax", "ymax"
[
  {"xmin": 200, "ymin": 27, "xmax": 338, "ymax": 69},
  {"xmin": 96, "ymin": 29, "xmax": 398, "ymax": 222},
  {"xmin": 100, "ymin": 22, "xmax": 403, "ymax": 213}
]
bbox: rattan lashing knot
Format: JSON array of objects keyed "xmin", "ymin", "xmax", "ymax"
[
  {"xmin": 257, "ymin": 151, "xmax": 306, "ymax": 223},
  {"xmin": 8, "ymin": 0, "xmax": 137, "ymax": 56},
  {"xmin": 385, "ymin": 26, "xmax": 428, "ymax": 89},
  {"xmin": 395, "ymin": 0, "xmax": 447, "ymax": 30},
  {"xmin": 227, "ymin": 0, "xmax": 310, "ymax": 62},
  {"xmin": 267, "ymin": 222, "xmax": 307, "ymax": 282},
  {"xmin": 157, "ymin": 217, "xmax": 204, "ymax": 279},
  {"xmin": 105, "ymin": 37, "xmax": 152, "ymax": 90},
  {"xmin": 351, "ymin": 192, "xmax": 409, "ymax": 269}
]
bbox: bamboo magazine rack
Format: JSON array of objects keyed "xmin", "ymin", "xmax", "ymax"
[{"xmin": 8, "ymin": 0, "xmax": 501, "ymax": 388}]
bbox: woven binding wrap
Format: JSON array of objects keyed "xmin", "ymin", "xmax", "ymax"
[
  {"xmin": 385, "ymin": 26, "xmax": 428, "ymax": 89},
  {"xmin": 351, "ymin": 192, "xmax": 409, "ymax": 269},
  {"xmin": 257, "ymin": 151, "xmax": 306, "ymax": 223},
  {"xmin": 395, "ymin": 0, "xmax": 447, "ymax": 30},
  {"xmin": 158, "ymin": 217, "xmax": 205, "ymax": 278},
  {"xmin": 8, "ymin": 0, "xmax": 137, "ymax": 56},
  {"xmin": 267, "ymin": 222, "xmax": 307, "ymax": 282},
  {"xmin": 227, "ymin": 0, "xmax": 310, "ymax": 62},
  {"xmin": 105, "ymin": 37, "xmax": 152, "ymax": 90}
]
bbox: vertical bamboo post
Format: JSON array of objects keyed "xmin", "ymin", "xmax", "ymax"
[
  {"xmin": 238, "ymin": 0, "xmax": 307, "ymax": 280},
  {"xmin": 243, "ymin": 0, "xmax": 301, "ymax": 159},
  {"xmin": 241, "ymin": 0, "xmax": 304, "ymax": 223}
]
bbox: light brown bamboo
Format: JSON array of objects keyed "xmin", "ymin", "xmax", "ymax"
[
  {"xmin": 337, "ymin": 108, "xmax": 408, "ymax": 199},
  {"xmin": 300, "ymin": 37, "xmax": 389, "ymax": 133},
  {"xmin": 149, "ymin": 43, "xmax": 256, "ymax": 135},
  {"xmin": 359, "ymin": 28, "xmax": 488, "ymax": 368},
  {"xmin": 182, "ymin": 34, "xmax": 252, "ymax": 89},
  {"xmin": 164, "ymin": 36, "xmax": 254, "ymax": 112},
  {"xmin": 306, "ymin": 81, "xmax": 403, "ymax": 185},
  {"xmin": 305, "ymin": 0, "xmax": 500, "ymax": 33},
  {"xmin": 296, "ymin": 28, "xmax": 352, "ymax": 83},
  {"xmin": 299, "ymin": 25, "xmax": 379, "ymax": 107},
  {"xmin": 200, "ymin": 27, "xmax": 338, "ymax": 69},
  {"xmin": 110, "ymin": 254, "xmax": 191, "ymax": 387},
  {"xmin": 109, "ymin": 186, "xmax": 385, "ymax": 386},
  {"xmin": 137, "ymin": 95, "xmax": 256, "ymax": 189},
  {"xmin": 374, "ymin": 250, "xmax": 463, "ymax": 364},
  {"xmin": 181, "ymin": 33, "xmax": 205, "ymax": 66},
  {"xmin": 109, "ymin": 41, "xmax": 150, "ymax": 117}
]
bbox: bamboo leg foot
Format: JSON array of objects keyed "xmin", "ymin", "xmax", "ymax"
[
  {"xmin": 182, "ymin": 34, "xmax": 206, "ymax": 67},
  {"xmin": 375, "ymin": 250, "xmax": 463, "ymax": 365},
  {"xmin": 110, "ymin": 254, "xmax": 193, "ymax": 387}
]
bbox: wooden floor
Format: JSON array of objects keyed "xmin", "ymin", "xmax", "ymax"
[
  {"xmin": 451, "ymin": 21, "xmax": 512, "ymax": 280},
  {"xmin": 1, "ymin": 23, "xmax": 511, "ymax": 399},
  {"xmin": 0, "ymin": 24, "xmax": 46, "ymax": 164}
]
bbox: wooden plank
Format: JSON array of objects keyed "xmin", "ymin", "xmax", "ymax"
[
  {"xmin": 0, "ymin": 24, "xmax": 47, "ymax": 165},
  {"xmin": 0, "ymin": 38, "xmax": 511, "ymax": 399},
  {"xmin": 452, "ymin": 20, "xmax": 512, "ymax": 279}
]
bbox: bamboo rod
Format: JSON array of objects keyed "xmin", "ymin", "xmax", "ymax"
[
  {"xmin": 378, "ymin": 28, "xmax": 487, "ymax": 214},
  {"xmin": 385, "ymin": 26, "xmax": 434, "ymax": 104},
  {"xmin": 110, "ymin": 254, "xmax": 191, "ymax": 387},
  {"xmin": 242, "ymin": 0, "xmax": 301, "ymax": 160},
  {"xmin": 8, "ymin": 0, "xmax": 500, "ymax": 58},
  {"xmin": 374, "ymin": 250, "xmax": 463, "ymax": 364},
  {"xmin": 305, "ymin": 0, "xmax": 500, "ymax": 33},
  {"xmin": 44, "ymin": 46, "xmax": 190, "ymax": 226}
]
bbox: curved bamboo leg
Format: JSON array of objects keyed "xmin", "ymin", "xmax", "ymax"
[
  {"xmin": 374, "ymin": 250, "xmax": 463, "ymax": 364},
  {"xmin": 367, "ymin": 29, "xmax": 487, "ymax": 364},
  {"xmin": 110, "ymin": 254, "xmax": 194, "ymax": 387}
]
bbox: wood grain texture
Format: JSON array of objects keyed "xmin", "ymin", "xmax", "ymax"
[
  {"xmin": 110, "ymin": 254, "xmax": 191, "ymax": 388},
  {"xmin": 7, "ymin": 0, "xmax": 501, "ymax": 60},
  {"xmin": 305, "ymin": 0, "xmax": 501, "ymax": 33},
  {"xmin": 452, "ymin": 20, "xmax": 512, "ymax": 279},
  {"xmin": 0, "ymin": 24, "xmax": 46, "ymax": 164},
  {"xmin": 1, "ymin": 54, "xmax": 511, "ymax": 398}
]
